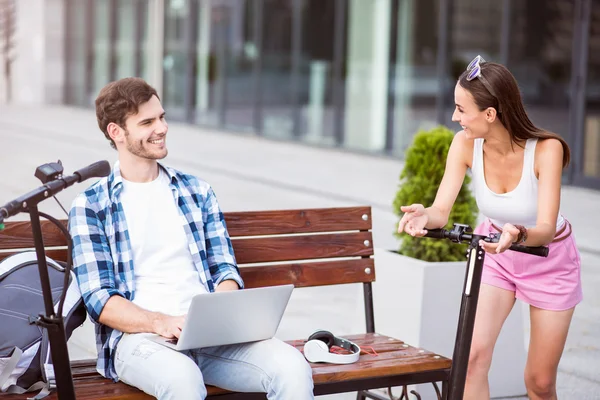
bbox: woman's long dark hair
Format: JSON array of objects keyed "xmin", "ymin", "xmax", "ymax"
[{"xmin": 458, "ymin": 62, "xmax": 570, "ymax": 168}]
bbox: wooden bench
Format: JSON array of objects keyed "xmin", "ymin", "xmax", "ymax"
[{"xmin": 0, "ymin": 206, "xmax": 456, "ymax": 399}]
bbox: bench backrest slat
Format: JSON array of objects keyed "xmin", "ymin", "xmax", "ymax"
[
  {"xmin": 0, "ymin": 220, "xmax": 67, "ymax": 249},
  {"xmin": 242, "ymin": 258, "xmax": 375, "ymax": 288},
  {"xmin": 232, "ymin": 232, "xmax": 373, "ymax": 264},
  {"xmin": 224, "ymin": 206, "xmax": 372, "ymax": 236},
  {"xmin": 0, "ymin": 207, "xmax": 375, "ymax": 288}
]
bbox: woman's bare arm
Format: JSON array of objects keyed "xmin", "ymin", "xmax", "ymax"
[
  {"xmin": 425, "ymin": 131, "xmax": 472, "ymax": 229},
  {"xmin": 526, "ymin": 138, "xmax": 563, "ymax": 246}
]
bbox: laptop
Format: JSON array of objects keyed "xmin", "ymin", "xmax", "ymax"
[{"xmin": 148, "ymin": 284, "xmax": 294, "ymax": 351}]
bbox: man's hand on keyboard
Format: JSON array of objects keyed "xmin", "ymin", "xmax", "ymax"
[{"xmin": 152, "ymin": 313, "xmax": 186, "ymax": 339}]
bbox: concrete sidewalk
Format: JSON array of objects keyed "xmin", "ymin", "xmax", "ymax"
[{"xmin": 1, "ymin": 104, "xmax": 599, "ymax": 399}]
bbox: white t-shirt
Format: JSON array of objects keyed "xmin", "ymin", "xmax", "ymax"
[{"xmin": 120, "ymin": 168, "xmax": 208, "ymax": 316}]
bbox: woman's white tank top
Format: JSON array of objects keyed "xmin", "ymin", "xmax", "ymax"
[{"xmin": 471, "ymin": 138, "xmax": 564, "ymax": 229}]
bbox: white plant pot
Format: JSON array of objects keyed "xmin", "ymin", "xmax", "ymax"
[{"xmin": 372, "ymin": 248, "xmax": 527, "ymax": 399}]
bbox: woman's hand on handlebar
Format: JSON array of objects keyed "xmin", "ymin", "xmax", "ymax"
[
  {"xmin": 479, "ymin": 223, "xmax": 519, "ymax": 254},
  {"xmin": 397, "ymin": 204, "xmax": 429, "ymax": 237}
]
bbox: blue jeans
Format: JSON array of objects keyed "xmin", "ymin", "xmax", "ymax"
[{"xmin": 114, "ymin": 333, "xmax": 314, "ymax": 400}]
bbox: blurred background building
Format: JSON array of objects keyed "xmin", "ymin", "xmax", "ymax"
[{"xmin": 2, "ymin": 0, "xmax": 600, "ymax": 190}]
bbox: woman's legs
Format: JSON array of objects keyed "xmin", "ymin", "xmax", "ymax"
[
  {"xmin": 464, "ymin": 284, "xmax": 516, "ymax": 400},
  {"xmin": 524, "ymin": 306, "xmax": 575, "ymax": 400}
]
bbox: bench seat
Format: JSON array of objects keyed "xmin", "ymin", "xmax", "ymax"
[{"xmin": 1, "ymin": 334, "xmax": 450, "ymax": 399}]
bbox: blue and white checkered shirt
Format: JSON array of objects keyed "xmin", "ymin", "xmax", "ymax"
[{"xmin": 68, "ymin": 161, "xmax": 244, "ymax": 381}]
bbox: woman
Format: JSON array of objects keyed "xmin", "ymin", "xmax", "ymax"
[{"xmin": 397, "ymin": 56, "xmax": 582, "ymax": 400}]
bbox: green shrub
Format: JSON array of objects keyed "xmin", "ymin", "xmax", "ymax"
[{"xmin": 393, "ymin": 126, "xmax": 478, "ymax": 262}]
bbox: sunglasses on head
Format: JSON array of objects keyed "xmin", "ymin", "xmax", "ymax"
[{"xmin": 466, "ymin": 55, "xmax": 501, "ymax": 113}]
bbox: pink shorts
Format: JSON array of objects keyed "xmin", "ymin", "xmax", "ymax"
[{"xmin": 474, "ymin": 219, "xmax": 583, "ymax": 311}]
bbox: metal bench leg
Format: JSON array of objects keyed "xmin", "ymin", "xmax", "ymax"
[
  {"xmin": 356, "ymin": 389, "xmax": 392, "ymax": 399},
  {"xmin": 357, "ymin": 389, "xmax": 387, "ymax": 399},
  {"xmin": 442, "ymin": 380, "xmax": 449, "ymax": 400},
  {"xmin": 356, "ymin": 387, "xmax": 431, "ymax": 400}
]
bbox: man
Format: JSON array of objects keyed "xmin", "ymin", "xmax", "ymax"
[{"xmin": 68, "ymin": 77, "xmax": 314, "ymax": 400}]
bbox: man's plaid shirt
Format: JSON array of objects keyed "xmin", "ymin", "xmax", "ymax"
[{"xmin": 68, "ymin": 161, "xmax": 244, "ymax": 381}]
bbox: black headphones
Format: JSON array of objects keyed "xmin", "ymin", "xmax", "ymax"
[{"xmin": 303, "ymin": 330, "xmax": 361, "ymax": 364}]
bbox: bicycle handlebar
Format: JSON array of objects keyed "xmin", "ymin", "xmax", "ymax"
[{"xmin": 424, "ymin": 226, "xmax": 549, "ymax": 257}]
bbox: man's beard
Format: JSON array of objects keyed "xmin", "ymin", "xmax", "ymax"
[{"xmin": 124, "ymin": 129, "xmax": 168, "ymax": 160}]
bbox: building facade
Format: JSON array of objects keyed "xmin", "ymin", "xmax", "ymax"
[{"xmin": 5, "ymin": 0, "xmax": 600, "ymax": 189}]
